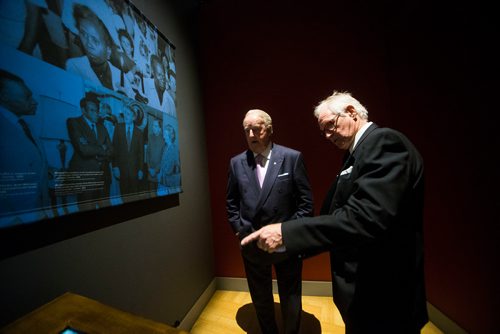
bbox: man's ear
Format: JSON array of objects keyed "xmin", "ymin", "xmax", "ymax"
[{"xmin": 346, "ymin": 105, "xmax": 357, "ymax": 118}]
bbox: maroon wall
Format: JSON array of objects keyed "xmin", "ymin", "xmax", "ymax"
[{"xmin": 199, "ymin": 1, "xmax": 497, "ymax": 333}]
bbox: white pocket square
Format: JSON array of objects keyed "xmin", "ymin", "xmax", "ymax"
[
  {"xmin": 278, "ymin": 172, "xmax": 289, "ymax": 177},
  {"xmin": 340, "ymin": 166, "xmax": 353, "ymax": 176}
]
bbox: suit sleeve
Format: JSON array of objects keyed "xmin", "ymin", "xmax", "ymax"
[
  {"xmin": 283, "ymin": 130, "xmax": 417, "ymax": 255},
  {"xmin": 226, "ymin": 159, "xmax": 243, "ymax": 236},
  {"xmin": 67, "ymin": 118, "xmax": 110, "ymax": 159},
  {"xmin": 292, "ymin": 152, "xmax": 314, "ymax": 219}
]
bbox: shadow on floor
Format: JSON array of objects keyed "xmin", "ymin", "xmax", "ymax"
[{"xmin": 236, "ymin": 302, "xmax": 321, "ymax": 334}]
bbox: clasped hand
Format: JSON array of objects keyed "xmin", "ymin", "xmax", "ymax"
[{"xmin": 241, "ymin": 223, "xmax": 283, "ymax": 253}]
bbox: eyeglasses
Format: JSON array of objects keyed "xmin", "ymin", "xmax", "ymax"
[{"xmin": 320, "ymin": 114, "xmax": 341, "ymax": 136}]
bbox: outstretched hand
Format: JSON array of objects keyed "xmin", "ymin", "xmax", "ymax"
[{"xmin": 241, "ymin": 223, "xmax": 283, "ymax": 253}]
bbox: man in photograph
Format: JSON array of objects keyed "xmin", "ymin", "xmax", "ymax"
[
  {"xmin": 0, "ymin": 69, "xmax": 50, "ymax": 226},
  {"xmin": 66, "ymin": 91, "xmax": 113, "ymax": 211},
  {"xmin": 112, "ymin": 103, "xmax": 145, "ymax": 201},
  {"xmin": 65, "ymin": 4, "xmax": 129, "ymax": 94},
  {"xmin": 145, "ymin": 54, "xmax": 175, "ymax": 117}
]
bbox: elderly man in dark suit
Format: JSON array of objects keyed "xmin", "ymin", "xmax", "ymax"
[
  {"xmin": 242, "ymin": 91, "xmax": 428, "ymax": 334},
  {"xmin": 227, "ymin": 109, "xmax": 313, "ymax": 334},
  {"xmin": 67, "ymin": 92, "xmax": 113, "ymax": 211}
]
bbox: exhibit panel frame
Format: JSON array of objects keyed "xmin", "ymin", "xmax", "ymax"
[{"xmin": 0, "ymin": 0, "xmax": 181, "ymax": 229}]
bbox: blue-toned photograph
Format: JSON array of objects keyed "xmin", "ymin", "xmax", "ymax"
[{"xmin": 0, "ymin": 0, "xmax": 180, "ymax": 228}]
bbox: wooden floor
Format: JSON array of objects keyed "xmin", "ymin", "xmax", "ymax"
[{"xmin": 190, "ymin": 290, "xmax": 443, "ymax": 334}]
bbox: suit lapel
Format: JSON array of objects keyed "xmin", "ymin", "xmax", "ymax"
[
  {"xmin": 352, "ymin": 123, "xmax": 377, "ymax": 156},
  {"xmin": 255, "ymin": 145, "xmax": 284, "ymax": 213},
  {"xmin": 323, "ymin": 123, "xmax": 378, "ymax": 214},
  {"xmin": 79, "ymin": 116, "xmax": 97, "ymax": 143},
  {"xmin": 321, "ymin": 150, "xmax": 352, "ymax": 214},
  {"xmin": 241, "ymin": 150, "xmax": 261, "ymax": 195}
]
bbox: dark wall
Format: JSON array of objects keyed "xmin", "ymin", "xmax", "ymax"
[
  {"xmin": 200, "ymin": 1, "xmax": 498, "ymax": 333},
  {"xmin": 0, "ymin": 0, "xmax": 214, "ymax": 328}
]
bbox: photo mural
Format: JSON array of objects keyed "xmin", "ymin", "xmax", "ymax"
[{"xmin": 0, "ymin": 0, "xmax": 181, "ymax": 228}]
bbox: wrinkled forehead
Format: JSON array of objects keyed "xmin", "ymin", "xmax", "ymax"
[
  {"xmin": 320, "ymin": 101, "xmax": 338, "ymax": 114},
  {"xmin": 79, "ymin": 18, "xmax": 105, "ymax": 38},
  {"xmin": 317, "ymin": 107, "xmax": 335, "ymax": 124},
  {"xmin": 243, "ymin": 114, "xmax": 265, "ymax": 127}
]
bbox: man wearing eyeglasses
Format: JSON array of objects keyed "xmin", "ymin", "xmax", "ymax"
[
  {"xmin": 242, "ymin": 92, "xmax": 428, "ymax": 334},
  {"xmin": 227, "ymin": 109, "xmax": 313, "ymax": 334}
]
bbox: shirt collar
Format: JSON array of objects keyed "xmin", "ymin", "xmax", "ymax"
[
  {"xmin": 83, "ymin": 115, "xmax": 95, "ymax": 128},
  {"xmin": 350, "ymin": 121, "xmax": 373, "ymax": 153},
  {"xmin": 254, "ymin": 142, "xmax": 272, "ymax": 160}
]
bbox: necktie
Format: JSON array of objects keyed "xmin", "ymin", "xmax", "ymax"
[
  {"xmin": 19, "ymin": 119, "xmax": 37, "ymax": 146},
  {"xmin": 255, "ymin": 154, "xmax": 265, "ymax": 187},
  {"xmin": 91, "ymin": 123, "xmax": 98, "ymax": 139}
]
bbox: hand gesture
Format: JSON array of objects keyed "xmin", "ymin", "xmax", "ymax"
[{"xmin": 241, "ymin": 223, "xmax": 283, "ymax": 253}]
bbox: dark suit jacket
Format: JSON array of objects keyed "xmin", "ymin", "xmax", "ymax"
[
  {"xmin": 282, "ymin": 124, "xmax": 428, "ymax": 332},
  {"xmin": 227, "ymin": 143, "xmax": 313, "ymax": 264},
  {"xmin": 67, "ymin": 116, "xmax": 112, "ymax": 173},
  {"xmin": 112, "ymin": 123, "xmax": 144, "ymax": 194}
]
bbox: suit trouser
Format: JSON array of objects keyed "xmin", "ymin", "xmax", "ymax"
[{"xmin": 243, "ymin": 255, "xmax": 302, "ymax": 334}]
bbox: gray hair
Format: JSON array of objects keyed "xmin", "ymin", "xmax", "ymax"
[
  {"xmin": 243, "ymin": 109, "xmax": 273, "ymax": 131},
  {"xmin": 314, "ymin": 91, "xmax": 369, "ymax": 120}
]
